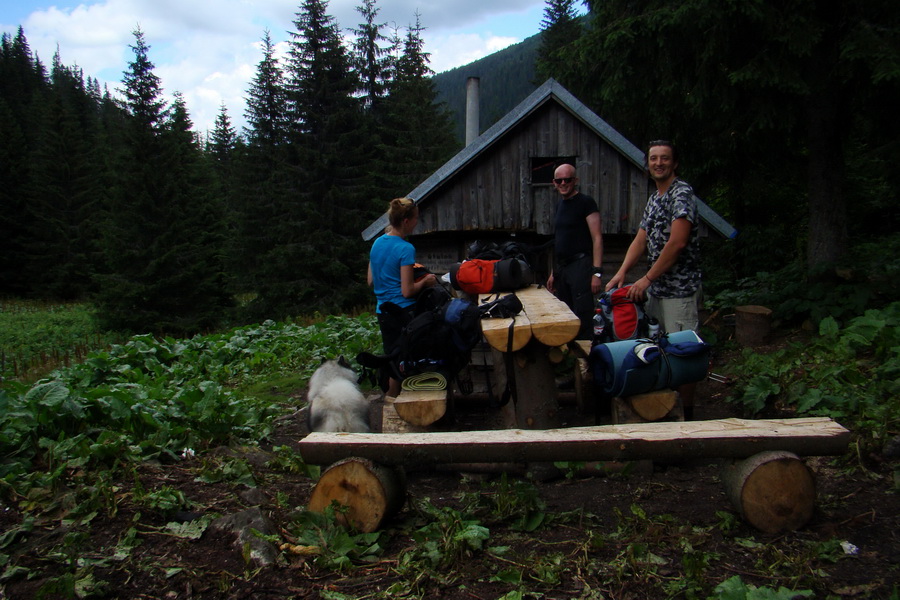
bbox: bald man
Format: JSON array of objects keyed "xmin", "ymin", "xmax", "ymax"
[{"xmin": 546, "ymin": 163, "xmax": 604, "ymax": 339}]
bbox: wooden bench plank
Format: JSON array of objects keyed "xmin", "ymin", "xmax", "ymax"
[
  {"xmin": 480, "ymin": 312, "xmax": 532, "ymax": 352},
  {"xmin": 515, "ymin": 285, "xmax": 581, "ymax": 346},
  {"xmin": 299, "ymin": 417, "xmax": 850, "ymax": 465}
]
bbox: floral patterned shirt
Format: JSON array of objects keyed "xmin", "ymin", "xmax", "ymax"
[{"xmin": 640, "ymin": 178, "xmax": 701, "ymax": 298}]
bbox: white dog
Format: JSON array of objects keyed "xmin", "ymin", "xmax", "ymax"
[{"xmin": 307, "ymin": 356, "xmax": 370, "ymax": 433}]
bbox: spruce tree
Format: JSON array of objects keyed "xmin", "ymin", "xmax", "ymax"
[
  {"xmin": 558, "ymin": 0, "xmax": 899, "ymax": 274},
  {"xmin": 0, "ymin": 29, "xmax": 47, "ymax": 295},
  {"xmin": 155, "ymin": 93, "xmax": 233, "ymax": 333},
  {"xmin": 208, "ymin": 103, "xmax": 240, "ymax": 217},
  {"xmin": 24, "ymin": 53, "xmax": 104, "ymax": 299},
  {"xmin": 377, "ymin": 14, "xmax": 458, "ymax": 197},
  {"xmin": 350, "ymin": 0, "xmax": 392, "ymax": 113},
  {"xmin": 258, "ymin": 0, "xmax": 369, "ymax": 316},
  {"xmin": 234, "ymin": 30, "xmax": 293, "ymax": 315},
  {"xmin": 536, "ymin": 0, "xmax": 582, "ymax": 83},
  {"xmin": 96, "ymin": 28, "xmax": 231, "ymax": 334}
]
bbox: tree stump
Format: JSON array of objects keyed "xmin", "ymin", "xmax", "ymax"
[
  {"xmin": 612, "ymin": 391, "xmax": 682, "ymax": 424},
  {"xmin": 393, "ymin": 390, "xmax": 447, "ymax": 426},
  {"xmin": 629, "ymin": 390, "xmax": 678, "ymax": 421},
  {"xmin": 307, "ymin": 457, "xmax": 406, "ymax": 533},
  {"xmin": 722, "ymin": 450, "xmax": 816, "ymax": 533},
  {"xmin": 381, "ymin": 398, "xmax": 429, "ymax": 433},
  {"xmin": 735, "ymin": 305, "xmax": 773, "ymax": 347}
]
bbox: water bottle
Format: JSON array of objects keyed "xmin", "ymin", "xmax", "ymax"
[
  {"xmin": 592, "ymin": 309, "xmax": 605, "ymax": 345},
  {"xmin": 647, "ymin": 316, "xmax": 660, "ymax": 340}
]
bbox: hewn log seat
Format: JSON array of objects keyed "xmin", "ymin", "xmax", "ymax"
[{"xmin": 299, "ymin": 417, "xmax": 849, "ymax": 466}]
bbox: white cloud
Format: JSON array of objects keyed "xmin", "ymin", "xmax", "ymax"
[
  {"xmin": 5, "ymin": 0, "xmax": 544, "ymax": 134},
  {"xmin": 428, "ymin": 33, "xmax": 522, "ymax": 73}
]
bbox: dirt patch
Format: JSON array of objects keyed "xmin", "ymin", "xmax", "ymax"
[{"xmin": 2, "ymin": 351, "xmax": 899, "ymax": 599}]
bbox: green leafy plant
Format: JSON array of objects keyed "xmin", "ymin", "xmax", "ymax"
[
  {"xmin": 458, "ymin": 473, "xmax": 546, "ymax": 531},
  {"xmin": 706, "ymin": 246, "xmax": 897, "ymax": 328},
  {"xmin": 403, "ymin": 498, "xmax": 490, "ymax": 570},
  {"xmin": 195, "ymin": 457, "xmax": 257, "ymax": 488},
  {"xmin": 0, "ymin": 300, "xmax": 120, "ymax": 382},
  {"xmin": 287, "ymin": 503, "xmax": 386, "ymax": 572},
  {"xmin": 726, "ymin": 303, "xmax": 900, "ymax": 452},
  {"xmin": 266, "ymin": 445, "xmax": 321, "ymax": 479},
  {"xmin": 711, "ymin": 575, "xmax": 813, "ymax": 600},
  {"xmin": 133, "ymin": 485, "xmax": 192, "ymax": 517}
]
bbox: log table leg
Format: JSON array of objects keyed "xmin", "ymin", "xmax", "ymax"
[
  {"xmin": 307, "ymin": 457, "xmax": 406, "ymax": 533},
  {"xmin": 722, "ymin": 450, "xmax": 816, "ymax": 533},
  {"xmin": 511, "ymin": 339, "xmax": 561, "ymax": 430}
]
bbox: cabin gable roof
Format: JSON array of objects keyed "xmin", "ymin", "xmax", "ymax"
[{"xmin": 362, "ymin": 78, "xmax": 736, "ymax": 241}]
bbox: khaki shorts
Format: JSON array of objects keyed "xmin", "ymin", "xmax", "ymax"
[{"xmin": 646, "ymin": 288, "xmax": 702, "ymax": 333}]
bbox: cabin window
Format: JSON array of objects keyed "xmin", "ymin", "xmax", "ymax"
[{"xmin": 530, "ymin": 156, "xmax": 577, "ymax": 185}]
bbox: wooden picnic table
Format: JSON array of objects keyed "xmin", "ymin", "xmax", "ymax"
[{"xmin": 478, "ymin": 284, "xmax": 581, "ymax": 429}]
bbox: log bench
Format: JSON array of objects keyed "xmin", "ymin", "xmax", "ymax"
[{"xmin": 299, "ymin": 417, "xmax": 850, "ymax": 534}]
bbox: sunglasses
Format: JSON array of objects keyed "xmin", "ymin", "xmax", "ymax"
[{"xmin": 553, "ymin": 177, "xmax": 575, "ymax": 184}]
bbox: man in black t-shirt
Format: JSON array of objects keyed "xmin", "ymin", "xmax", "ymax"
[{"xmin": 546, "ymin": 163, "xmax": 604, "ymax": 339}]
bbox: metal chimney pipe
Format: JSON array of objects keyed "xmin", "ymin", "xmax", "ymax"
[{"xmin": 465, "ymin": 77, "xmax": 480, "ymax": 146}]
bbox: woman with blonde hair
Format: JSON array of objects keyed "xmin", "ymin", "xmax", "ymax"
[{"xmin": 367, "ymin": 198, "xmax": 437, "ymax": 396}]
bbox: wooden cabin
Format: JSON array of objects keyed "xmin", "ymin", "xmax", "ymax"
[{"xmin": 362, "ymin": 78, "xmax": 735, "ymax": 280}]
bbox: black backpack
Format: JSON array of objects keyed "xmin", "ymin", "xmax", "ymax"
[{"xmin": 396, "ymin": 287, "xmax": 481, "ymax": 377}]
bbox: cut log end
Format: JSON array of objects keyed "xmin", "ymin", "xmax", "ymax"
[
  {"xmin": 307, "ymin": 457, "xmax": 406, "ymax": 533},
  {"xmin": 393, "ymin": 390, "xmax": 447, "ymax": 426},
  {"xmin": 723, "ymin": 450, "xmax": 816, "ymax": 534},
  {"xmin": 628, "ymin": 390, "xmax": 678, "ymax": 422}
]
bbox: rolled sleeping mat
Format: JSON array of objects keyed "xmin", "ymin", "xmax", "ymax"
[{"xmin": 589, "ymin": 330, "xmax": 710, "ymax": 398}]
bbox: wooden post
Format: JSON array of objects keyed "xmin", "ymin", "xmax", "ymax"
[
  {"xmin": 735, "ymin": 305, "xmax": 773, "ymax": 347},
  {"xmin": 307, "ymin": 457, "xmax": 406, "ymax": 533},
  {"xmin": 722, "ymin": 450, "xmax": 816, "ymax": 533},
  {"xmin": 510, "ymin": 339, "xmax": 561, "ymax": 429}
]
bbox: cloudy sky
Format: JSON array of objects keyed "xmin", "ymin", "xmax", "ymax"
[{"xmin": 2, "ymin": 0, "xmax": 553, "ymax": 135}]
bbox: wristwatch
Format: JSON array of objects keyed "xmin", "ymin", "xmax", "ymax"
[{"xmin": 592, "ymin": 267, "xmax": 603, "ymax": 278}]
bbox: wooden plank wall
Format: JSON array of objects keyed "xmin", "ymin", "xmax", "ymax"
[
  {"xmin": 416, "ymin": 103, "xmax": 651, "ymax": 238},
  {"xmin": 410, "ymin": 100, "xmax": 656, "ymax": 280}
]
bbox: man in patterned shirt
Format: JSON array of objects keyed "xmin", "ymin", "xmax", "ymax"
[{"xmin": 605, "ymin": 140, "xmax": 701, "ymax": 417}]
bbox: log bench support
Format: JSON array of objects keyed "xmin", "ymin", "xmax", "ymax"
[
  {"xmin": 383, "ymin": 389, "xmax": 448, "ymax": 432},
  {"xmin": 612, "ymin": 390, "xmax": 683, "ymax": 424},
  {"xmin": 722, "ymin": 450, "xmax": 816, "ymax": 534},
  {"xmin": 300, "ymin": 417, "xmax": 849, "ymax": 533}
]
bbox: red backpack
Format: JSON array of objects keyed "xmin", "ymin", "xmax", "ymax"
[
  {"xmin": 450, "ymin": 258, "xmax": 533, "ymax": 295},
  {"xmin": 597, "ymin": 286, "xmax": 650, "ymax": 342}
]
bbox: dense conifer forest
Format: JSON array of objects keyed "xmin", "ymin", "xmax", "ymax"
[
  {"xmin": 1, "ymin": 0, "xmax": 897, "ymax": 337},
  {"xmin": 0, "ymin": 0, "xmax": 459, "ymax": 335}
]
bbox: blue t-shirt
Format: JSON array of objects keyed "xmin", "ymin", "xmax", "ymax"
[{"xmin": 370, "ymin": 234, "xmax": 416, "ymax": 312}]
